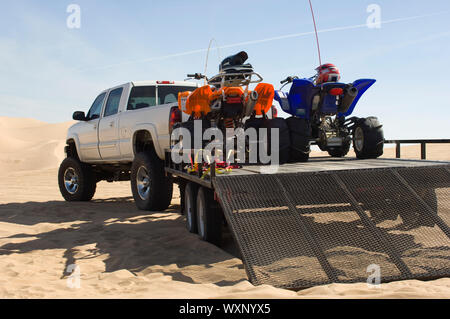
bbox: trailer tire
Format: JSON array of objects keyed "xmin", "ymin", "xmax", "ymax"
[
  {"xmin": 353, "ymin": 117, "xmax": 384, "ymax": 159},
  {"xmin": 131, "ymin": 151, "xmax": 173, "ymax": 211},
  {"xmin": 178, "ymin": 180, "xmax": 187, "ymax": 215},
  {"xmin": 286, "ymin": 117, "xmax": 310, "ymax": 162},
  {"xmin": 196, "ymin": 187, "xmax": 222, "ymax": 246},
  {"xmin": 185, "ymin": 183, "xmax": 199, "ymax": 233},
  {"xmin": 58, "ymin": 157, "xmax": 96, "ymax": 201}
]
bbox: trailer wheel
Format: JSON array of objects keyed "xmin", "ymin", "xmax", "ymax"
[
  {"xmin": 58, "ymin": 157, "xmax": 96, "ymax": 201},
  {"xmin": 286, "ymin": 117, "xmax": 311, "ymax": 162},
  {"xmin": 353, "ymin": 117, "xmax": 384, "ymax": 159},
  {"xmin": 196, "ymin": 187, "xmax": 222, "ymax": 246},
  {"xmin": 131, "ymin": 151, "xmax": 173, "ymax": 211},
  {"xmin": 184, "ymin": 183, "xmax": 199, "ymax": 233}
]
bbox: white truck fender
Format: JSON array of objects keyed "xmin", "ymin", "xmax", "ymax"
[
  {"xmin": 131, "ymin": 123, "xmax": 165, "ymax": 160},
  {"xmin": 65, "ymin": 132, "xmax": 83, "ymax": 161}
]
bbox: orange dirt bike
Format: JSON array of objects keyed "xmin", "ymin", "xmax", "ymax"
[{"xmin": 175, "ymin": 51, "xmax": 288, "ymax": 163}]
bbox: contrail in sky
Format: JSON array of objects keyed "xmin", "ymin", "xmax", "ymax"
[{"xmin": 77, "ymin": 11, "xmax": 448, "ymax": 72}]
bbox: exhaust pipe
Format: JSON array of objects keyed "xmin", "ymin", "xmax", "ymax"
[{"xmin": 244, "ymin": 90, "xmax": 259, "ymax": 116}]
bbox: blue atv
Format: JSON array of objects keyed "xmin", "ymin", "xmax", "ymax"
[{"xmin": 274, "ymin": 73, "xmax": 384, "ymax": 162}]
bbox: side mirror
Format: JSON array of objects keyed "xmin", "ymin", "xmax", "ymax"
[{"xmin": 72, "ymin": 111, "xmax": 86, "ymax": 121}]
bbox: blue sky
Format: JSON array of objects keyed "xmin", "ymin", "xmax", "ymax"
[{"xmin": 0, "ymin": 0, "xmax": 449, "ymax": 139}]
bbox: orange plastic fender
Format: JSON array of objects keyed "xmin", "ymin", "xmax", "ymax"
[
  {"xmin": 178, "ymin": 85, "xmax": 213, "ymax": 117},
  {"xmin": 253, "ymin": 83, "xmax": 275, "ymax": 116}
]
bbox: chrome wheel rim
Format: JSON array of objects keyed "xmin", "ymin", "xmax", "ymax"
[
  {"xmin": 136, "ymin": 166, "xmax": 151, "ymax": 200},
  {"xmin": 354, "ymin": 127, "xmax": 364, "ymax": 152},
  {"xmin": 64, "ymin": 167, "xmax": 79, "ymax": 194},
  {"xmin": 197, "ymin": 195, "xmax": 205, "ymax": 237}
]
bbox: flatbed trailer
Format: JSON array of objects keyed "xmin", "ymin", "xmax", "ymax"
[{"xmin": 165, "ymin": 152, "xmax": 450, "ymax": 290}]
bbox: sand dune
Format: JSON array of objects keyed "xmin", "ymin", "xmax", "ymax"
[
  {"xmin": 0, "ymin": 118, "xmax": 449, "ymax": 298},
  {"xmin": 0, "ymin": 117, "xmax": 73, "ymax": 173}
]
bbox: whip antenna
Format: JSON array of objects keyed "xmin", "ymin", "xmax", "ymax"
[
  {"xmin": 204, "ymin": 38, "xmax": 221, "ymax": 84},
  {"xmin": 308, "ymin": 0, "xmax": 322, "ymax": 66}
]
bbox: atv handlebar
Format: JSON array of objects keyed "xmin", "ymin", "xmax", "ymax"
[
  {"xmin": 280, "ymin": 76, "xmax": 299, "ymax": 84},
  {"xmin": 186, "ymin": 73, "xmax": 206, "ymax": 80}
]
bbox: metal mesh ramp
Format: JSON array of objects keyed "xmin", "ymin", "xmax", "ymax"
[{"xmin": 214, "ymin": 164, "xmax": 450, "ymax": 289}]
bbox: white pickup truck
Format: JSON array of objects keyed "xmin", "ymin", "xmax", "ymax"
[{"xmin": 58, "ymin": 81, "xmax": 198, "ymax": 210}]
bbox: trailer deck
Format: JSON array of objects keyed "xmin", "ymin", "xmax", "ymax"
[{"xmin": 166, "ymin": 155, "xmax": 450, "ymax": 289}]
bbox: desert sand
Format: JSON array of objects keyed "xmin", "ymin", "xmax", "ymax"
[{"xmin": 0, "ymin": 116, "xmax": 449, "ymax": 298}]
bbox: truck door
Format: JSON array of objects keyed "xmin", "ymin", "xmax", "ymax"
[
  {"xmin": 98, "ymin": 86, "xmax": 124, "ymax": 160},
  {"xmin": 77, "ymin": 92, "xmax": 106, "ymax": 161}
]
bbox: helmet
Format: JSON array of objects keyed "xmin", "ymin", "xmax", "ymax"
[{"xmin": 315, "ymin": 63, "xmax": 341, "ymax": 84}]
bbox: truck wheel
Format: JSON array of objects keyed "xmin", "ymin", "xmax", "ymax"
[
  {"xmin": 353, "ymin": 117, "xmax": 384, "ymax": 159},
  {"xmin": 184, "ymin": 182, "xmax": 199, "ymax": 233},
  {"xmin": 286, "ymin": 117, "xmax": 310, "ymax": 162},
  {"xmin": 327, "ymin": 140, "xmax": 351, "ymax": 158},
  {"xmin": 196, "ymin": 187, "xmax": 223, "ymax": 246},
  {"xmin": 58, "ymin": 157, "xmax": 96, "ymax": 201},
  {"xmin": 131, "ymin": 151, "xmax": 173, "ymax": 211}
]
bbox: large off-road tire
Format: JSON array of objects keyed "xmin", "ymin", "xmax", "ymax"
[
  {"xmin": 260, "ymin": 118, "xmax": 290, "ymax": 164},
  {"xmin": 131, "ymin": 150, "xmax": 173, "ymax": 211},
  {"xmin": 353, "ymin": 117, "xmax": 384, "ymax": 159},
  {"xmin": 327, "ymin": 140, "xmax": 351, "ymax": 158},
  {"xmin": 184, "ymin": 182, "xmax": 199, "ymax": 233},
  {"xmin": 244, "ymin": 117, "xmax": 265, "ymax": 164},
  {"xmin": 58, "ymin": 157, "xmax": 96, "ymax": 201},
  {"xmin": 196, "ymin": 187, "xmax": 223, "ymax": 246},
  {"xmin": 286, "ymin": 117, "xmax": 310, "ymax": 162}
]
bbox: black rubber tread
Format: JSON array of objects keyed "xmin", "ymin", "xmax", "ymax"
[
  {"xmin": 286, "ymin": 117, "xmax": 311, "ymax": 162},
  {"xmin": 260, "ymin": 118, "xmax": 290, "ymax": 164},
  {"xmin": 185, "ymin": 182, "xmax": 199, "ymax": 233},
  {"xmin": 327, "ymin": 140, "xmax": 351, "ymax": 158},
  {"xmin": 196, "ymin": 187, "xmax": 223, "ymax": 246},
  {"xmin": 58, "ymin": 157, "xmax": 96, "ymax": 201},
  {"xmin": 130, "ymin": 150, "xmax": 173, "ymax": 211},
  {"xmin": 353, "ymin": 117, "xmax": 384, "ymax": 159},
  {"xmin": 178, "ymin": 180, "xmax": 187, "ymax": 215}
]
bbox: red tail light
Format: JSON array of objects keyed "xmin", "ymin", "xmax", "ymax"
[
  {"xmin": 329, "ymin": 88, "xmax": 344, "ymax": 96},
  {"xmin": 169, "ymin": 106, "xmax": 181, "ymax": 133},
  {"xmin": 157, "ymin": 81, "xmax": 175, "ymax": 84},
  {"xmin": 226, "ymin": 97, "xmax": 242, "ymax": 104}
]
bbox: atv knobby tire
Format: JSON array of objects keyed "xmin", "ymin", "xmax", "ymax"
[{"xmin": 353, "ymin": 117, "xmax": 384, "ymax": 159}]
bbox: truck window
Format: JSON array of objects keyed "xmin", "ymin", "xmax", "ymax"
[
  {"xmin": 86, "ymin": 92, "xmax": 106, "ymax": 120},
  {"xmin": 158, "ymin": 86, "xmax": 197, "ymax": 105},
  {"xmin": 127, "ymin": 86, "xmax": 156, "ymax": 110},
  {"xmin": 104, "ymin": 88, "xmax": 123, "ymax": 117}
]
